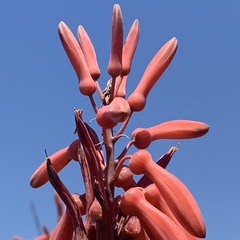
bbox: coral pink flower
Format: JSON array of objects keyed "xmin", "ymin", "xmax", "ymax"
[{"xmin": 129, "ymin": 150, "xmax": 206, "ymax": 238}]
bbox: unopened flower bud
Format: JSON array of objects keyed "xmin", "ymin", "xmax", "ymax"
[
  {"xmin": 147, "ymin": 120, "xmax": 209, "ymax": 140},
  {"xmin": 120, "ymin": 187, "xmax": 188, "ymax": 240},
  {"xmin": 77, "ymin": 25, "xmax": 100, "ymax": 80},
  {"xmin": 122, "ymin": 19, "xmax": 140, "ymax": 76},
  {"xmin": 114, "ymin": 166, "xmax": 136, "ymax": 191},
  {"xmin": 131, "ymin": 128, "xmax": 152, "ymax": 149},
  {"xmin": 30, "ymin": 147, "xmax": 71, "ymax": 188},
  {"xmin": 127, "ymin": 37, "xmax": 178, "ymax": 112},
  {"xmin": 96, "ymin": 97, "xmax": 131, "ymax": 128},
  {"xmin": 58, "ymin": 21, "xmax": 96, "ymax": 96},
  {"xmin": 123, "ymin": 216, "xmax": 141, "ymax": 238},
  {"xmin": 129, "ymin": 150, "xmax": 206, "ymax": 238},
  {"xmin": 108, "ymin": 4, "xmax": 123, "ymax": 78},
  {"xmin": 89, "ymin": 199, "xmax": 102, "ymax": 221}
]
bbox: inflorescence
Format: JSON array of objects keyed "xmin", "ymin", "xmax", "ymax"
[{"xmin": 15, "ymin": 4, "xmax": 209, "ymax": 240}]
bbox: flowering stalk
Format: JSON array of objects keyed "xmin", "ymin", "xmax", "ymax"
[{"xmin": 25, "ymin": 4, "xmax": 209, "ymax": 240}]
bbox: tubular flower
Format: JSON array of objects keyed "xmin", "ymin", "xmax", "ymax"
[{"xmin": 25, "ymin": 4, "xmax": 209, "ymax": 240}]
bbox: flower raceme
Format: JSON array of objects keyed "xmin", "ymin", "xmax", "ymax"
[{"xmin": 25, "ymin": 4, "xmax": 210, "ymax": 240}]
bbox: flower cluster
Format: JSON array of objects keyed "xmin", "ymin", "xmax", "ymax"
[{"xmin": 16, "ymin": 4, "xmax": 209, "ymax": 240}]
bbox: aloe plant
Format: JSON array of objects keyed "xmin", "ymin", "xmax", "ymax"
[{"xmin": 15, "ymin": 4, "xmax": 209, "ymax": 240}]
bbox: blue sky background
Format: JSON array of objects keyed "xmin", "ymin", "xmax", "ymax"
[{"xmin": 0, "ymin": 1, "xmax": 239, "ymax": 239}]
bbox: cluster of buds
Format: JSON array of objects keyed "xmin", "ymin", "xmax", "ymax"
[{"xmin": 17, "ymin": 4, "xmax": 209, "ymax": 240}]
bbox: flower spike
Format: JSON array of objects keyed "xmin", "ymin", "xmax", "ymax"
[{"xmin": 28, "ymin": 4, "xmax": 208, "ymax": 240}]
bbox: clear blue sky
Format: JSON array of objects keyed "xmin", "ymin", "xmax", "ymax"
[{"xmin": 0, "ymin": 1, "xmax": 239, "ymax": 239}]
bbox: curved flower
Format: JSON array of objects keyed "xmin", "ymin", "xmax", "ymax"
[
  {"xmin": 132, "ymin": 119, "xmax": 209, "ymax": 149},
  {"xmin": 129, "ymin": 150, "xmax": 206, "ymax": 238},
  {"xmin": 120, "ymin": 187, "xmax": 188, "ymax": 240},
  {"xmin": 58, "ymin": 21, "xmax": 96, "ymax": 96},
  {"xmin": 127, "ymin": 37, "xmax": 178, "ymax": 112},
  {"xmin": 143, "ymin": 184, "xmax": 200, "ymax": 240},
  {"xmin": 77, "ymin": 25, "xmax": 100, "ymax": 81},
  {"xmin": 30, "ymin": 146, "xmax": 71, "ymax": 188}
]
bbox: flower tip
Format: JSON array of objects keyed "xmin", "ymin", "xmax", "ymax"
[
  {"xmin": 171, "ymin": 37, "xmax": 178, "ymax": 43},
  {"xmin": 29, "ymin": 176, "xmax": 40, "ymax": 188},
  {"xmin": 113, "ymin": 3, "xmax": 121, "ymax": 11},
  {"xmin": 134, "ymin": 19, "xmax": 139, "ymax": 25},
  {"xmin": 30, "ymin": 167, "xmax": 48, "ymax": 188},
  {"xmin": 169, "ymin": 37, "xmax": 178, "ymax": 51},
  {"xmin": 58, "ymin": 21, "xmax": 66, "ymax": 31},
  {"xmin": 58, "ymin": 21, "xmax": 64, "ymax": 26},
  {"xmin": 112, "ymin": 4, "xmax": 122, "ymax": 21},
  {"xmin": 164, "ymin": 37, "xmax": 178, "ymax": 56},
  {"xmin": 78, "ymin": 24, "xmax": 83, "ymax": 31},
  {"xmin": 197, "ymin": 123, "xmax": 210, "ymax": 137}
]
